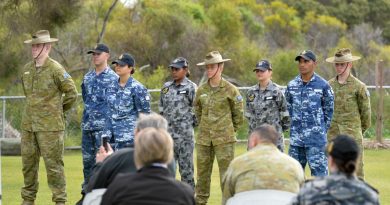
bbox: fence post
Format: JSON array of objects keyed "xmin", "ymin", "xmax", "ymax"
[
  {"xmin": 2, "ymin": 99, "xmax": 5, "ymax": 139},
  {"xmin": 375, "ymin": 60, "xmax": 384, "ymax": 144}
]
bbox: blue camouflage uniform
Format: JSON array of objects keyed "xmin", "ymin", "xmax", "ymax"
[
  {"xmin": 285, "ymin": 73, "xmax": 334, "ymax": 176},
  {"xmin": 81, "ymin": 67, "xmax": 118, "ymax": 191},
  {"xmin": 107, "ymin": 77, "xmax": 151, "ymax": 149}
]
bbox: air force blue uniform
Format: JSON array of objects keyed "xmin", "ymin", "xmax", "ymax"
[
  {"xmin": 285, "ymin": 73, "xmax": 334, "ymax": 176},
  {"xmin": 107, "ymin": 77, "xmax": 151, "ymax": 149},
  {"xmin": 81, "ymin": 67, "xmax": 118, "ymax": 191}
]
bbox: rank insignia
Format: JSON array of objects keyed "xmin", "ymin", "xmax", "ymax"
[{"xmin": 248, "ymin": 94, "xmax": 255, "ymax": 102}]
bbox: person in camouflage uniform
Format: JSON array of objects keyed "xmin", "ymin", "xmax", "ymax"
[
  {"xmin": 285, "ymin": 50, "xmax": 334, "ymax": 177},
  {"xmin": 21, "ymin": 30, "xmax": 78, "ymax": 205},
  {"xmin": 245, "ymin": 60, "xmax": 290, "ymax": 152},
  {"xmin": 159, "ymin": 57, "xmax": 197, "ymax": 188},
  {"xmin": 291, "ymin": 135, "xmax": 379, "ymax": 205},
  {"xmin": 222, "ymin": 124, "xmax": 304, "ymax": 205},
  {"xmin": 78, "ymin": 43, "xmax": 118, "ymax": 204},
  {"xmin": 107, "ymin": 53, "xmax": 151, "ymax": 149},
  {"xmin": 326, "ymin": 48, "xmax": 371, "ymax": 179},
  {"xmin": 194, "ymin": 51, "xmax": 244, "ymax": 205}
]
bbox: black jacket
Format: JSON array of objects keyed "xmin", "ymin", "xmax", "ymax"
[{"xmin": 101, "ymin": 166, "xmax": 195, "ymax": 205}]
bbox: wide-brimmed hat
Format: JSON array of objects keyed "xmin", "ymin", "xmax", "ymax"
[
  {"xmin": 24, "ymin": 30, "xmax": 58, "ymax": 44},
  {"xmin": 196, "ymin": 51, "xmax": 231, "ymax": 66},
  {"xmin": 325, "ymin": 48, "xmax": 361, "ymax": 63}
]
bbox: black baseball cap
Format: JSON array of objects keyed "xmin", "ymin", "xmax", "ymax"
[
  {"xmin": 253, "ymin": 60, "xmax": 272, "ymax": 72},
  {"xmin": 169, "ymin": 57, "xmax": 188, "ymax": 69},
  {"xmin": 87, "ymin": 43, "xmax": 110, "ymax": 54},
  {"xmin": 327, "ymin": 135, "xmax": 359, "ymax": 162},
  {"xmin": 112, "ymin": 53, "xmax": 135, "ymax": 67},
  {"xmin": 295, "ymin": 50, "xmax": 316, "ymax": 62}
]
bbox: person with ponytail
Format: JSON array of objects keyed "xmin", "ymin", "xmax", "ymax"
[{"xmin": 291, "ymin": 135, "xmax": 379, "ymax": 204}]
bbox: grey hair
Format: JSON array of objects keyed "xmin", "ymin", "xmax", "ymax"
[{"xmin": 135, "ymin": 113, "xmax": 168, "ymax": 131}]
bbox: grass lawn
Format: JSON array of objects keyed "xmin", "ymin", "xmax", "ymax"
[{"xmin": 2, "ymin": 143, "xmax": 389, "ymax": 204}]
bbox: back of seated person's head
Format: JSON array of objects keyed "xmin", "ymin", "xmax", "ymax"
[
  {"xmin": 327, "ymin": 134, "xmax": 359, "ymax": 176},
  {"xmin": 134, "ymin": 127, "xmax": 173, "ymax": 169},
  {"xmin": 135, "ymin": 113, "xmax": 168, "ymax": 133},
  {"xmin": 248, "ymin": 124, "xmax": 278, "ymax": 149}
]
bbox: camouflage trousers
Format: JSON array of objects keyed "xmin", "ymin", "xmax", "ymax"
[
  {"xmin": 195, "ymin": 143, "xmax": 235, "ymax": 205},
  {"xmin": 21, "ymin": 130, "xmax": 66, "ymax": 203},
  {"xmin": 289, "ymin": 145, "xmax": 328, "ymax": 176},
  {"xmin": 327, "ymin": 130, "xmax": 365, "ymax": 179},
  {"xmin": 169, "ymin": 125, "xmax": 195, "ymax": 188},
  {"xmin": 81, "ymin": 130, "xmax": 110, "ymax": 192}
]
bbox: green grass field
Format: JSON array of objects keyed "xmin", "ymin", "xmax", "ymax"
[{"xmin": 2, "ymin": 144, "xmax": 389, "ymax": 204}]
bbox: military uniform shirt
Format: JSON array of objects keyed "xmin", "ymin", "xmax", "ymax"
[
  {"xmin": 328, "ymin": 74, "xmax": 371, "ymax": 141},
  {"xmin": 21, "ymin": 57, "xmax": 78, "ymax": 131},
  {"xmin": 291, "ymin": 172, "xmax": 379, "ymax": 205},
  {"xmin": 194, "ymin": 78, "xmax": 244, "ymax": 146},
  {"xmin": 222, "ymin": 143, "xmax": 304, "ymax": 204},
  {"xmin": 159, "ymin": 77, "xmax": 197, "ymax": 130},
  {"xmin": 106, "ymin": 77, "xmax": 151, "ymax": 143},
  {"xmin": 81, "ymin": 67, "xmax": 118, "ymax": 130},
  {"xmin": 285, "ymin": 73, "xmax": 334, "ymax": 147},
  {"xmin": 245, "ymin": 81, "xmax": 290, "ymax": 136}
]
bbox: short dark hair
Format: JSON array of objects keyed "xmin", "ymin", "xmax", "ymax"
[{"xmin": 250, "ymin": 124, "xmax": 278, "ymax": 145}]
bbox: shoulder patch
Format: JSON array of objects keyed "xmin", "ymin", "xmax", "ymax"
[
  {"xmin": 247, "ymin": 94, "xmax": 255, "ymax": 102},
  {"xmin": 365, "ymin": 89, "xmax": 370, "ymax": 97},
  {"xmin": 236, "ymin": 95, "xmax": 243, "ymax": 102},
  {"xmin": 63, "ymin": 72, "xmax": 71, "ymax": 79},
  {"xmin": 162, "ymin": 87, "xmax": 169, "ymax": 94}
]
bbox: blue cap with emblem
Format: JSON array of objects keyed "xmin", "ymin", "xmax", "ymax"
[
  {"xmin": 169, "ymin": 57, "xmax": 188, "ymax": 69},
  {"xmin": 295, "ymin": 50, "xmax": 316, "ymax": 62},
  {"xmin": 87, "ymin": 43, "xmax": 110, "ymax": 54},
  {"xmin": 253, "ymin": 60, "xmax": 272, "ymax": 72},
  {"xmin": 112, "ymin": 53, "xmax": 135, "ymax": 67}
]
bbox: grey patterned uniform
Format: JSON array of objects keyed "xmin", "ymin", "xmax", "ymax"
[
  {"xmin": 291, "ymin": 172, "xmax": 379, "ymax": 205},
  {"xmin": 159, "ymin": 77, "xmax": 197, "ymax": 188},
  {"xmin": 245, "ymin": 81, "xmax": 290, "ymax": 151}
]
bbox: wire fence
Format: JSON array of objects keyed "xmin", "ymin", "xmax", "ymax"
[{"xmin": 1, "ymin": 86, "xmax": 389, "ymax": 144}]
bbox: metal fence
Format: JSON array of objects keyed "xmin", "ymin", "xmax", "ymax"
[{"xmin": 1, "ymin": 86, "xmax": 389, "ymax": 139}]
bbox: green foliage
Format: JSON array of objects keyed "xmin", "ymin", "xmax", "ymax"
[
  {"xmin": 326, "ymin": 0, "xmax": 370, "ymax": 27},
  {"xmin": 270, "ymin": 50, "xmax": 299, "ymax": 85}
]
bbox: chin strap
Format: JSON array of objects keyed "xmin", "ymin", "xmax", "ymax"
[
  {"xmin": 337, "ymin": 63, "xmax": 349, "ymax": 79},
  {"xmin": 34, "ymin": 43, "xmax": 46, "ymax": 66},
  {"xmin": 210, "ymin": 65, "xmax": 220, "ymax": 80}
]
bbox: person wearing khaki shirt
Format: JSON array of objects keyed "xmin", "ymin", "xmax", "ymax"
[
  {"xmin": 194, "ymin": 51, "xmax": 244, "ymax": 205},
  {"xmin": 222, "ymin": 124, "xmax": 304, "ymax": 205},
  {"xmin": 326, "ymin": 48, "xmax": 371, "ymax": 179},
  {"xmin": 21, "ymin": 30, "xmax": 77, "ymax": 205}
]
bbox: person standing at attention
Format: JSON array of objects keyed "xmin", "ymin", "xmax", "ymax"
[
  {"xmin": 285, "ymin": 50, "xmax": 334, "ymax": 176},
  {"xmin": 21, "ymin": 30, "xmax": 78, "ymax": 205},
  {"xmin": 245, "ymin": 60, "xmax": 290, "ymax": 152},
  {"xmin": 107, "ymin": 53, "xmax": 151, "ymax": 149},
  {"xmin": 326, "ymin": 48, "xmax": 371, "ymax": 179},
  {"xmin": 159, "ymin": 57, "xmax": 197, "ymax": 188},
  {"xmin": 194, "ymin": 51, "xmax": 244, "ymax": 205},
  {"xmin": 77, "ymin": 43, "xmax": 118, "ymax": 205}
]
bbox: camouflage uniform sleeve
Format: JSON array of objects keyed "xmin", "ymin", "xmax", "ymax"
[
  {"xmin": 158, "ymin": 86, "xmax": 165, "ymax": 115},
  {"xmin": 322, "ymin": 84, "xmax": 334, "ymax": 131},
  {"xmin": 358, "ymin": 85, "xmax": 371, "ymax": 133},
  {"xmin": 230, "ymin": 87, "xmax": 244, "ymax": 132},
  {"xmin": 278, "ymin": 90, "xmax": 290, "ymax": 131},
  {"xmin": 81, "ymin": 80, "xmax": 86, "ymax": 103},
  {"xmin": 190, "ymin": 83, "xmax": 198, "ymax": 126},
  {"xmin": 221, "ymin": 166, "xmax": 235, "ymax": 205},
  {"xmin": 285, "ymin": 85, "xmax": 292, "ymax": 117},
  {"xmin": 134, "ymin": 85, "xmax": 151, "ymax": 114},
  {"xmin": 244, "ymin": 90, "xmax": 254, "ymax": 121},
  {"xmin": 54, "ymin": 68, "xmax": 78, "ymax": 112},
  {"xmin": 194, "ymin": 88, "xmax": 202, "ymax": 126}
]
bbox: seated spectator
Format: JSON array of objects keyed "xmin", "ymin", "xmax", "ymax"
[
  {"xmin": 101, "ymin": 128, "xmax": 195, "ymax": 205},
  {"xmin": 291, "ymin": 135, "xmax": 379, "ymax": 205},
  {"xmin": 85, "ymin": 113, "xmax": 176, "ymax": 193},
  {"xmin": 222, "ymin": 124, "xmax": 304, "ymax": 204}
]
